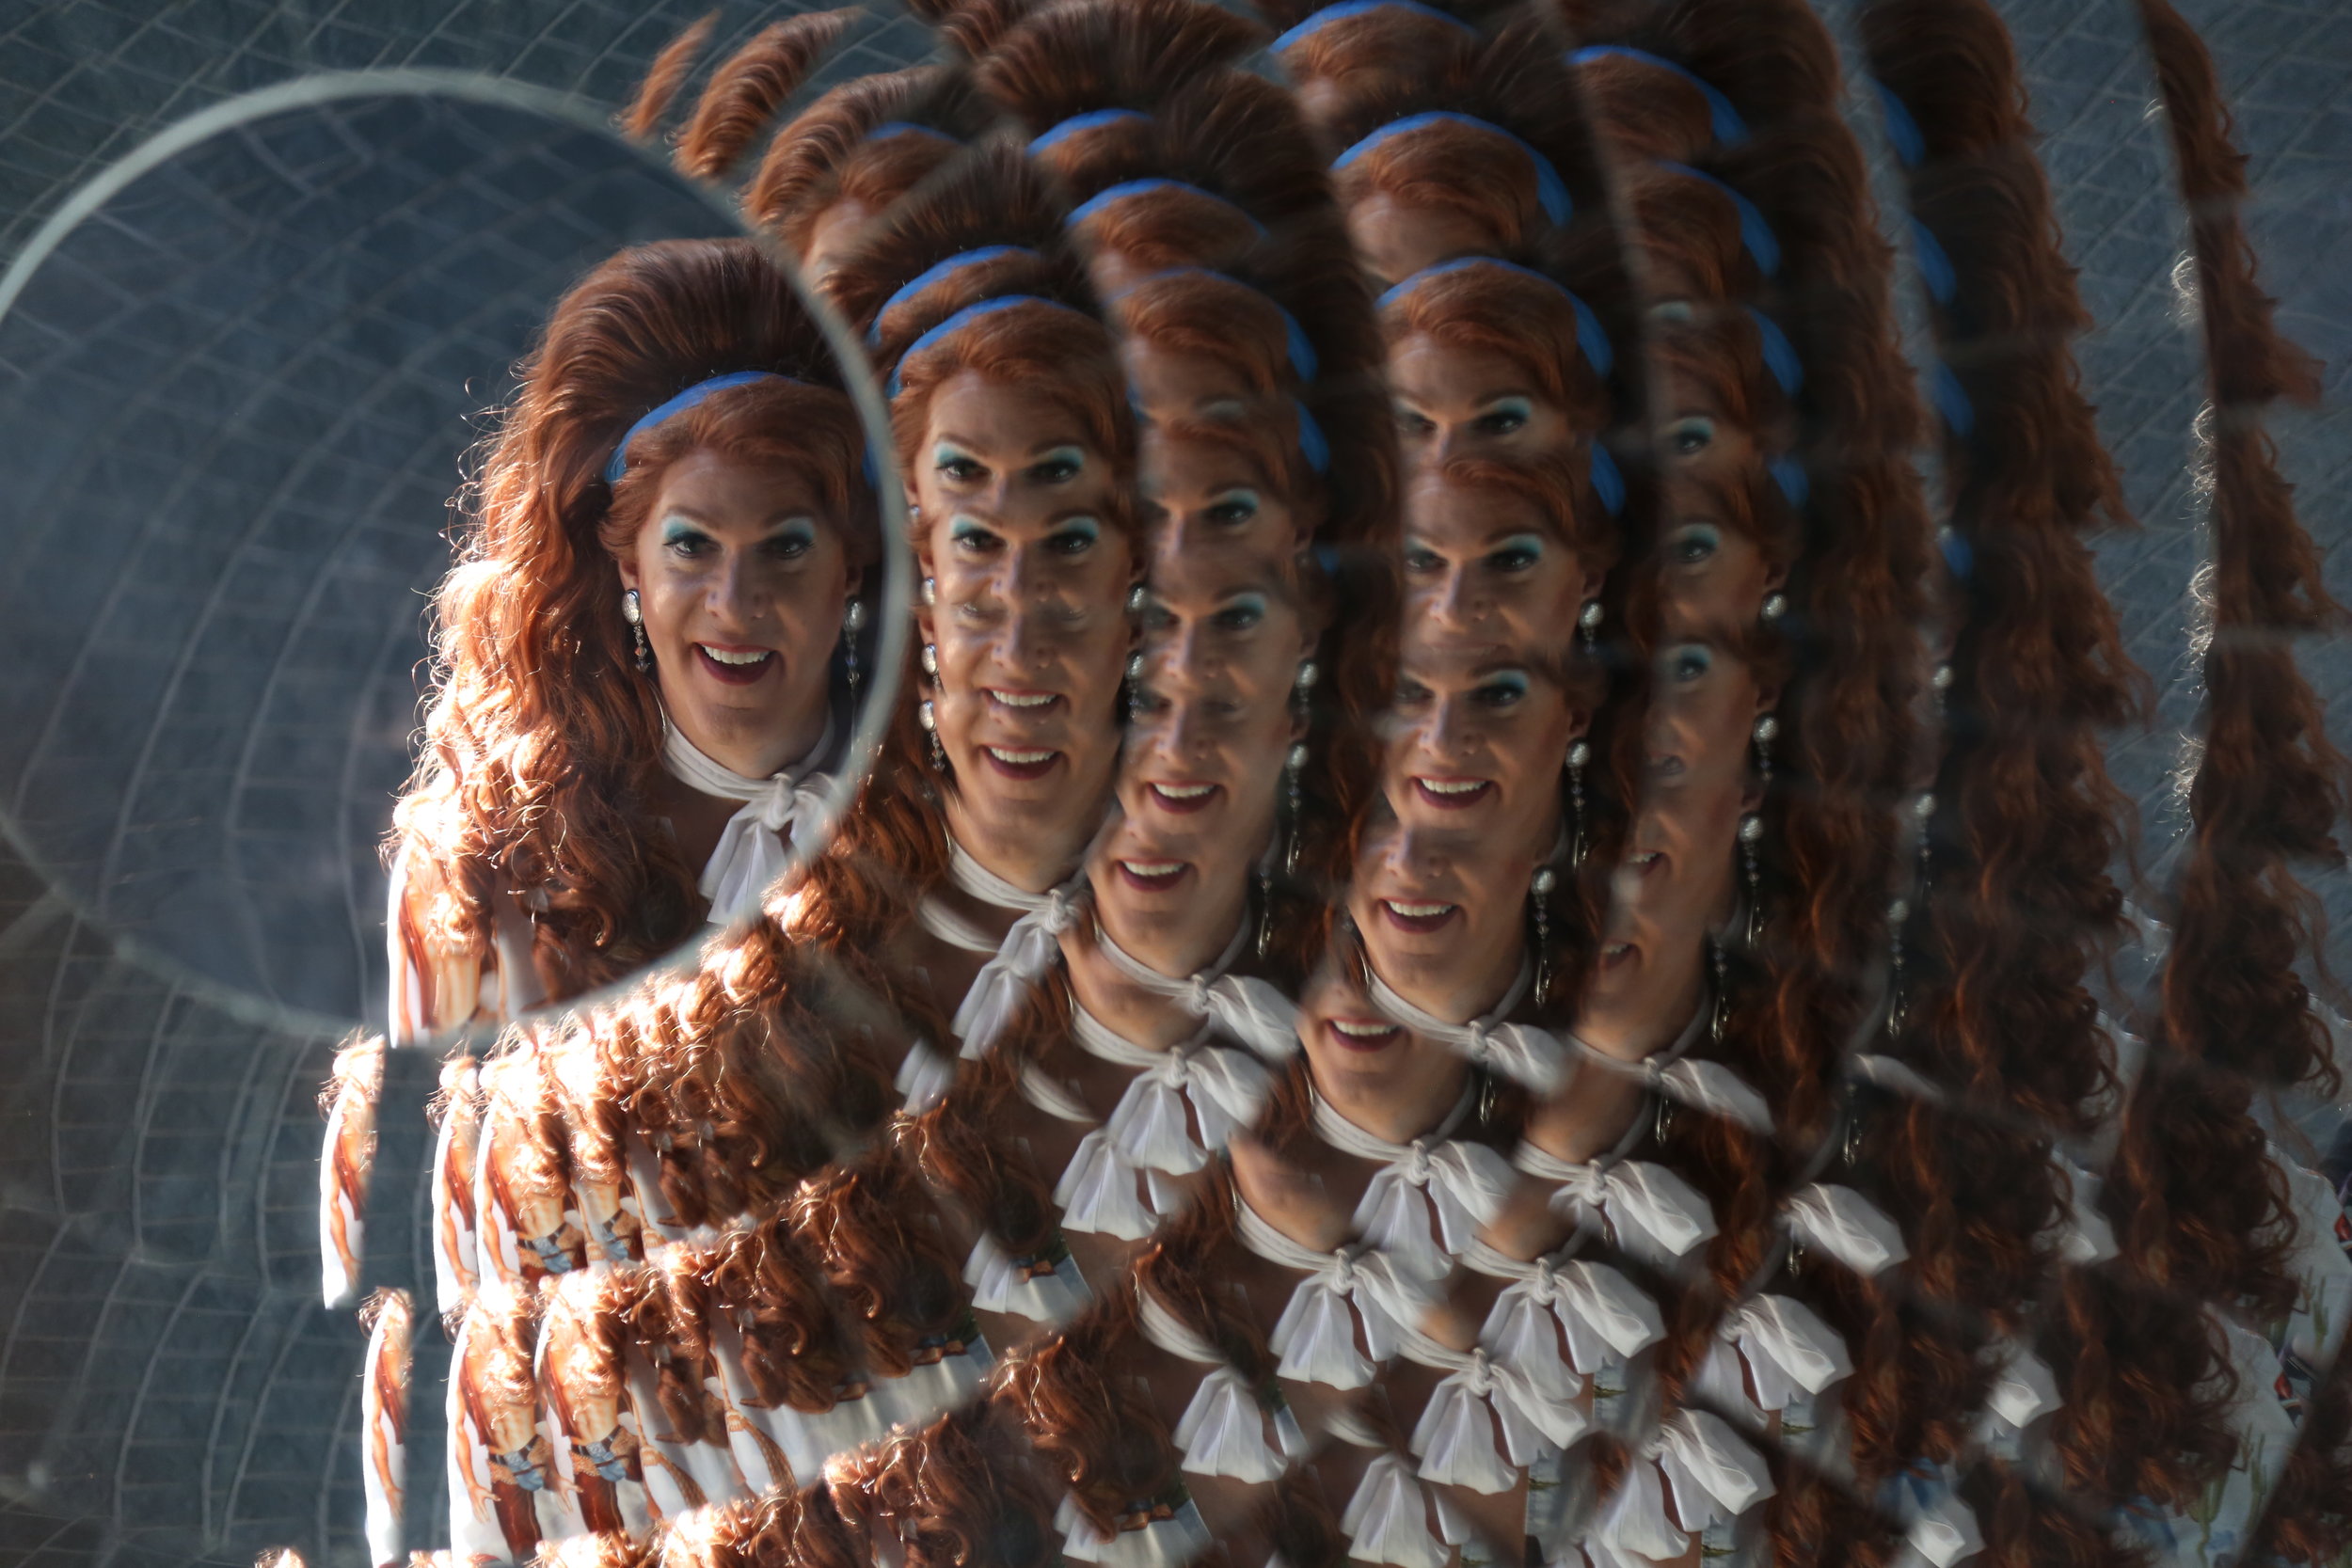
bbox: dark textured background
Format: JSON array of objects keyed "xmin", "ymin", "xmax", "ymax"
[{"xmin": 0, "ymin": 0, "xmax": 2342, "ymax": 1563}]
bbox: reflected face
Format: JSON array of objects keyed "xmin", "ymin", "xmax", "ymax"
[
  {"xmin": 1403, "ymin": 470, "xmax": 1595, "ymax": 660},
  {"xmin": 1659, "ymin": 504, "xmax": 1780, "ymax": 640},
  {"xmin": 1347, "ymin": 812, "xmax": 1534, "ymax": 1021},
  {"xmin": 1123, "ymin": 549, "xmax": 1310, "ymax": 850},
  {"xmin": 1143, "ymin": 428, "xmax": 1303, "ymax": 566},
  {"xmin": 620, "ymin": 451, "xmax": 858, "ymax": 778},
  {"xmin": 1296, "ymin": 945, "xmax": 1470, "ymax": 1115},
  {"xmin": 1347, "ymin": 192, "xmax": 1502, "ymax": 291},
  {"xmin": 1383, "ymin": 641, "xmax": 1577, "ymax": 856},
  {"xmin": 1389, "ymin": 334, "xmax": 1572, "ymax": 469},
  {"xmin": 920, "ymin": 372, "xmax": 1131, "ymax": 813},
  {"xmin": 1643, "ymin": 638, "xmax": 1768, "ymax": 800},
  {"xmin": 1581, "ymin": 768, "xmax": 1746, "ymax": 1051}
]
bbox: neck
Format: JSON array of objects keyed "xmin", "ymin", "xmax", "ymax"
[
  {"xmin": 1574, "ymin": 969, "xmax": 1704, "ymax": 1064},
  {"xmin": 1096, "ymin": 878, "xmax": 1248, "ymax": 984},
  {"xmin": 944, "ymin": 791, "xmax": 1100, "ymax": 895},
  {"xmin": 1385, "ymin": 939, "xmax": 1524, "ymax": 1026},
  {"xmin": 1061, "ymin": 928, "xmax": 1195, "ymax": 1050},
  {"xmin": 670, "ymin": 702, "xmax": 826, "ymax": 783},
  {"xmin": 1318, "ymin": 1056, "xmax": 1468, "ymax": 1147}
]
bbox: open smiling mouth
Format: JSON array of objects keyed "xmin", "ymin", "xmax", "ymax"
[
  {"xmin": 1326, "ymin": 1017, "xmax": 1402, "ymax": 1052},
  {"xmin": 1411, "ymin": 776, "xmax": 1494, "ymax": 809},
  {"xmin": 981, "ymin": 746, "xmax": 1061, "ymax": 780},
  {"xmin": 695, "ymin": 644, "xmax": 775, "ymax": 686},
  {"xmin": 1378, "ymin": 898, "xmax": 1459, "ymax": 934},
  {"xmin": 1117, "ymin": 859, "xmax": 1190, "ymax": 893},
  {"xmin": 1145, "ymin": 781, "xmax": 1221, "ymax": 814},
  {"xmin": 986, "ymin": 688, "xmax": 1063, "ymax": 712}
]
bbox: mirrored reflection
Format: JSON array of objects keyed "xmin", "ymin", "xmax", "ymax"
[
  {"xmin": 240, "ymin": 2, "xmax": 2352, "ymax": 1566},
  {"xmin": 0, "ymin": 82, "xmax": 900, "ymax": 1034}
]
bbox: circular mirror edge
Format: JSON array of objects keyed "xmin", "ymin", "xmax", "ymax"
[{"xmin": 0, "ymin": 64, "xmax": 914, "ymax": 1042}]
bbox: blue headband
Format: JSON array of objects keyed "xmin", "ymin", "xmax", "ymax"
[
  {"xmin": 1939, "ymin": 525, "xmax": 1974, "ymax": 580},
  {"xmin": 1273, "ymin": 0, "xmax": 1479, "ymax": 51},
  {"xmin": 1590, "ymin": 441, "xmax": 1625, "ymax": 516},
  {"xmin": 867, "ymin": 246, "xmax": 1039, "ymax": 347},
  {"xmin": 885, "ymin": 294, "xmax": 1091, "ymax": 397},
  {"xmin": 1066, "ymin": 178, "xmax": 1267, "ymax": 239},
  {"xmin": 1334, "ymin": 112, "xmax": 1572, "ymax": 228},
  {"xmin": 1931, "ymin": 362, "xmax": 1975, "ymax": 437},
  {"xmin": 1568, "ymin": 46, "xmax": 1749, "ymax": 148},
  {"xmin": 1295, "ymin": 401, "xmax": 1331, "ymax": 474},
  {"xmin": 1744, "ymin": 307, "xmax": 1803, "ymax": 396},
  {"xmin": 866, "ymin": 119, "xmax": 958, "ymax": 148},
  {"xmin": 1870, "ymin": 81, "xmax": 1927, "ymax": 169},
  {"xmin": 1125, "ymin": 268, "xmax": 1319, "ymax": 383},
  {"xmin": 1029, "ymin": 107, "xmax": 1149, "ymax": 155},
  {"xmin": 1656, "ymin": 162, "xmax": 1780, "ymax": 277},
  {"xmin": 1769, "ymin": 455, "xmax": 1808, "ymax": 509},
  {"xmin": 1909, "ymin": 218, "xmax": 1955, "ymax": 306},
  {"xmin": 1377, "ymin": 256, "xmax": 1613, "ymax": 377},
  {"xmin": 605, "ymin": 372, "xmax": 791, "ymax": 485}
]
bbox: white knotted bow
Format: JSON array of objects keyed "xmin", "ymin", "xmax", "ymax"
[
  {"xmin": 2057, "ymin": 1157, "xmax": 2119, "ymax": 1264},
  {"xmin": 1518, "ymin": 1144, "xmax": 1719, "ymax": 1264},
  {"xmin": 1783, "ymin": 1182, "xmax": 1909, "ymax": 1276},
  {"xmin": 1693, "ymin": 1293, "xmax": 1852, "ymax": 1415},
  {"xmin": 1640, "ymin": 1054, "xmax": 1773, "ymax": 1133},
  {"xmin": 1363, "ymin": 960, "xmax": 1564, "ymax": 1093},
  {"xmin": 1463, "ymin": 1240, "xmax": 1664, "ymax": 1404},
  {"xmin": 1340, "ymin": 1451, "xmax": 1450, "ymax": 1568},
  {"xmin": 1043, "ymin": 1007, "xmax": 1279, "ymax": 1241},
  {"xmin": 940, "ymin": 841, "xmax": 1087, "ymax": 1058},
  {"xmin": 663, "ymin": 716, "xmax": 835, "ymax": 925},
  {"xmin": 1076, "ymin": 1006, "xmax": 1277, "ymax": 1173},
  {"xmin": 1135, "ymin": 1289, "xmax": 1306, "ymax": 1483},
  {"xmin": 1238, "ymin": 1199, "xmax": 1434, "ymax": 1389},
  {"xmin": 1313, "ymin": 1091, "xmax": 1513, "ymax": 1282},
  {"xmin": 1056, "ymin": 1494, "xmax": 1214, "ymax": 1568},
  {"xmin": 963, "ymin": 1230, "xmax": 1089, "ymax": 1325},
  {"xmin": 1403, "ymin": 1332, "xmax": 1589, "ymax": 1494},
  {"xmin": 1012, "ymin": 1067, "xmax": 1167, "ymax": 1242},
  {"xmin": 1095, "ymin": 921, "xmax": 1300, "ymax": 1061},
  {"xmin": 894, "ymin": 1038, "xmax": 957, "ymax": 1113},
  {"xmin": 1976, "ymin": 1338, "xmax": 2060, "ymax": 1446},
  {"xmin": 1883, "ymin": 1461, "xmax": 1984, "ymax": 1568},
  {"xmin": 1593, "ymin": 1409, "xmax": 1774, "ymax": 1562}
]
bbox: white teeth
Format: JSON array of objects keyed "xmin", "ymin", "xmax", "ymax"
[
  {"xmin": 1383, "ymin": 900, "xmax": 1455, "ymax": 919},
  {"xmin": 1417, "ymin": 777, "xmax": 1487, "ymax": 796},
  {"xmin": 699, "ymin": 645, "xmax": 772, "ymax": 666},
  {"xmin": 1330, "ymin": 1020, "xmax": 1396, "ymax": 1038},
  {"xmin": 985, "ymin": 747, "xmax": 1056, "ymax": 765},
  {"xmin": 1153, "ymin": 783, "xmax": 1216, "ymax": 800},
  {"xmin": 1120, "ymin": 860, "xmax": 1184, "ymax": 878},
  {"xmin": 988, "ymin": 689, "xmax": 1057, "ymax": 708}
]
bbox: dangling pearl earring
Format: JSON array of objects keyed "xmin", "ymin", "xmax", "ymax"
[
  {"xmin": 841, "ymin": 599, "xmax": 866, "ymax": 698},
  {"xmin": 1578, "ymin": 599, "xmax": 1604, "ymax": 655},
  {"xmin": 1760, "ymin": 591, "xmax": 1788, "ymax": 626},
  {"xmin": 1751, "ymin": 712, "xmax": 1777, "ymax": 792},
  {"xmin": 919, "ymin": 699, "xmax": 947, "ymax": 773},
  {"xmin": 920, "ymin": 641, "xmax": 937, "ymax": 676},
  {"xmin": 1281, "ymin": 743, "xmax": 1308, "ymax": 874},
  {"xmin": 920, "ymin": 575, "xmax": 936, "ymax": 607},
  {"xmin": 622, "ymin": 588, "xmax": 650, "ymax": 673},
  {"xmin": 1739, "ymin": 811, "xmax": 1764, "ymax": 946},
  {"xmin": 1123, "ymin": 652, "xmax": 1144, "ymax": 720},
  {"xmin": 1565, "ymin": 739, "xmax": 1591, "ymax": 866},
  {"xmin": 1530, "ymin": 865, "xmax": 1558, "ymax": 1005}
]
